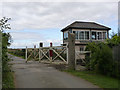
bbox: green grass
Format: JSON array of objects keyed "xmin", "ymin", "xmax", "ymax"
[
  {"xmin": 8, "ymin": 52, "xmax": 25, "ymax": 59},
  {"xmin": 3, "ymin": 71, "xmax": 15, "ymax": 88},
  {"xmin": 2, "ymin": 63, "xmax": 15, "ymax": 88},
  {"xmin": 64, "ymin": 70, "xmax": 119, "ymax": 88}
]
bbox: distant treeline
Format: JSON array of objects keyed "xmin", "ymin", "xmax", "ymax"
[{"xmin": 8, "ymin": 49, "xmax": 26, "ymax": 59}]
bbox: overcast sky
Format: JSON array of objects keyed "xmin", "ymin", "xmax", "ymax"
[{"xmin": 1, "ymin": 1, "xmax": 118, "ymax": 48}]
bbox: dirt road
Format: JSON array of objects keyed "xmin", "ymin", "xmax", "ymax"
[{"xmin": 9, "ymin": 54, "xmax": 100, "ymax": 88}]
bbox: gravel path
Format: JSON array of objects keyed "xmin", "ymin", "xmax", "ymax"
[{"xmin": 9, "ymin": 54, "xmax": 100, "ymax": 88}]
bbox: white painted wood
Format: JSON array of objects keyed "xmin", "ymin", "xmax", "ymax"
[
  {"xmin": 40, "ymin": 49, "xmax": 51, "ymax": 61},
  {"xmin": 26, "ymin": 45, "xmax": 67, "ymax": 63},
  {"xmin": 26, "ymin": 46, "xmax": 27, "ymax": 62},
  {"xmin": 35, "ymin": 52, "xmax": 39, "ymax": 59},
  {"xmin": 40, "ymin": 50, "xmax": 49, "ymax": 60},
  {"xmin": 53, "ymin": 48, "xmax": 66, "ymax": 60},
  {"xmin": 39, "ymin": 47, "xmax": 41, "ymax": 62},
  {"xmin": 27, "ymin": 50, "xmax": 34, "ymax": 60},
  {"xmin": 66, "ymin": 44, "xmax": 68, "ymax": 64},
  {"xmin": 52, "ymin": 48, "xmax": 67, "ymax": 63},
  {"xmin": 75, "ymin": 52, "xmax": 86, "ymax": 64}
]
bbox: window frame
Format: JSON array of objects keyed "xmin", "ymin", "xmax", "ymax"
[
  {"xmin": 92, "ymin": 31, "xmax": 97, "ymax": 40},
  {"xmin": 97, "ymin": 31, "xmax": 102, "ymax": 40},
  {"xmin": 103, "ymin": 31, "xmax": 107, "ymax": 39},
  {"xmin": 73, "ymin": 30, "xmax": 90, "ymax": 40},
  {"xmin": 80, "ymin": 47, "xmax": 84, "ymax": 51},
  {"xmin": 63, "ymin": 32, "xmax": 68, "ymax": 40},
  {"xmin": 85, "ymin": 31, "xmax": 90, "ymax": 40},
  {"xmin": 79, "ymin": 31, "xmax": 84, "ymax": 40}
]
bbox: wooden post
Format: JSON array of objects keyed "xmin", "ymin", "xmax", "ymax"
[
  {"xmin": 39, "ymin": 43, "xmax": 43, "ymax": 63},
  {"xmin": 49, "ymin": 42, "xmax": 53, "ymax": 63},
  {"xmin": 66, "ymin": 43, "xmax": 68, "ymax": 64},
  {"xmin": 34, "ymin": 45, "xmax": 36, "ymax": 60},
  {"xmin": 25, "ymin": 46, "xmax": 27, "ymax": 63},
  {"xmin": 68, "ymin": 32, "xmax": 75, "ymax": 70},
  {"xmin": 39, "ymin": 44, "xmax": 40, "ymax": 62}
]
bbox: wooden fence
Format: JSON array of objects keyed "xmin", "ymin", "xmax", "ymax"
[
  {"xmin": 26, "ymin": 45, "xmax": 68, "ymax": 64},
  {"xmin": 113, "ymin": 45, "xmax": 120, "ymax": 61}
]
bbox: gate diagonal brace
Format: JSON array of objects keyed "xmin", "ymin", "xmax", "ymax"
[
  {"xmin": 27, "ymin": 50, "xmax": 34, "ymax": 60},
  {"xmin": 52, "ymin": 48, "xmax": 67, "ymax": 63},
  {"xmin": 75, "ymin": 52, "xmax": 86, "ymax": 64},
  {"xmin": 40, "ymin": 49, "xmax": 51, "ymax": 61},
  {"xmin": 53, "ymin": 48, "xmax": 66, "ymax": 61},
  {"xmin": 40, "ymin": 50, "xmax": 49, "ymax": 60},
  {"xmin": 34, "ymin": 51, "xmax": 39, "ymax": 59}
]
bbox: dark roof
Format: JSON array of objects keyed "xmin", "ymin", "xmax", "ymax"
[{"xmin": 61, "ymin": 21, "xmax": 111, "ymax": 32}]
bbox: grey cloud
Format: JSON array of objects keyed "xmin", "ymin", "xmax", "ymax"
[
  {"xmin": 1, "ymin": 0, "xmax": 119, "ymax": 2},
  {"xmin": 2, "ymin": 2, "xmax": 118, "ymax": 48},
  {"xmin": 2, "ymin": 2, "xmax": 118, "ymax": 30},
  {"xmin": 10, "ymin": 31, "xmax": 45, "ymax": 41}
]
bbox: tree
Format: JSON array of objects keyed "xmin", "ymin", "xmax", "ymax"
[
  {"xmin": 0, "ymin": 17, "xmax": 13, "ymax": 88},
  {"xmin": 0, "ymin": 17, "xmax": 11, "ymax": 32},
  {"xmin": 85, "ymin": 42, "xmax": 117, "ymax": 77},
  {"xmin": 106, "ymin": 34, "xmax": 120, "ymax": 48}
]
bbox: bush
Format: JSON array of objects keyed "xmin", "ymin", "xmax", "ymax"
[
  {"xmin": 85, "ymin": 42, "xmax": 119, "ymax": 78},
  {"xmin": 1, "ymin": 17, "xmax": 14, "ymax": 88},
  {"xmin": 106, "ymin": 34, "xmax": 120, "ymax": 48}
]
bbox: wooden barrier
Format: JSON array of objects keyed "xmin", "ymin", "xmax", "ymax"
[{"xmin": 26, "ymin": 44, "xmax": 67, "ymax": 64}]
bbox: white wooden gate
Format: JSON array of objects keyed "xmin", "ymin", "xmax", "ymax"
[
  {"xmin": 25, "ymin": 44, "xmax": 90, "ymax": 65},
  {"xmin": 75, "ymin": 51, "xmax": 91, "ymax": 65},
  {"xmin": 25, "ymin": 46, "xmax": 68, "ymax": 64}
]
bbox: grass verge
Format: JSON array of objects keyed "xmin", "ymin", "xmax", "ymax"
[
  {"xmin": 8, "ymin": 52, "xmax": 25, "ymax": 59},
  {"xmin": 2, "ymin": 62, "xmax": 15, "ymax": 88},
  {"xmin": 64, "ymin": 70, "xmax": 119, "ymax": 88}
]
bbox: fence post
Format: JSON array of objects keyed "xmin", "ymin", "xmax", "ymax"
[
  {"xmin": 34, "ymin": 45, "xmax": 36, "ymax": 60},
  {"xmin": 66, "ymin": 43, "xmax": 68, "ymax": 64},
  {"xmin": 39, "ymin": 42, "xmax": 43, "ymax": 63},
  {"xmin": 68, "ymin": 32, "xmax": 75, "ymax": 70},
  {"xmin": 50, "ymin": 42, "xmax": 53, "ymax": 63},
  {"xmin": 25, "ymin": 46, "xmax": 27, "ymax": 63}
]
